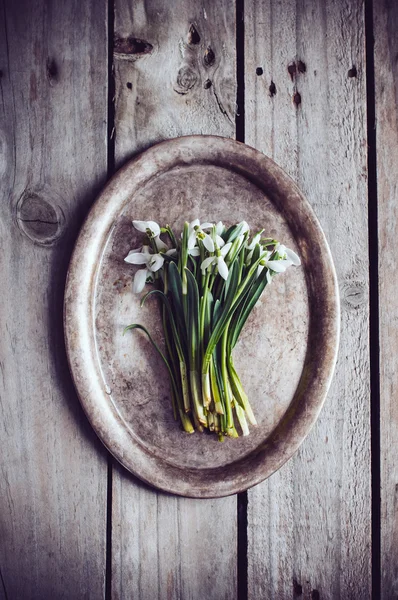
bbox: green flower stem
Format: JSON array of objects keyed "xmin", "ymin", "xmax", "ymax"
[
  {"xmin": 220, "ymin": 324, "xmax": 234, "ymax": 431},
  {"xmin": 190, "ymin": 370, "xmax": 207, "ymax": 425},
  {"xmin": 227, "ymin": 357, "xmax": 257, "ymax": 426},
  {"xmin": 201, "ymin": 370, "xmax": 212, "ymax": 410},
  {"xmin": 124, "ymin": 324, "xmax": 193, "ymax": 433},
  {"xmin": 199, "ymin": 271, "xmax": 211, "ymax": 354},
  {"xmin": 181, "ymin": 222, "xmax": 189, "ymax": 295},
  {"xmin": 210, "ymin": 356, "xmax": 224, "ymax": 415}
]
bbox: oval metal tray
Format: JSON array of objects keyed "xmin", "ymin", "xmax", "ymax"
[{"xmin": 64, "ymin": 136, "xmax": 339, "ymax": 498}]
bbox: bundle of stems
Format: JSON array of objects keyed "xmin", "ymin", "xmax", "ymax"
[{"xmin": 124, "ymin": 219, "xmax": 300, "ymax": 440}]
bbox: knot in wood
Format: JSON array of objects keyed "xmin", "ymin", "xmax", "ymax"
[
  {"xmin": 176, "ymin": 66, "xmax": 198, "ymax": 92},
  {"xmin": 187, "ymin": 24, "xmax": 200, "ymax": 45},
  {"xmin": 16, "ymin": 188, "xmax": 65, "ymax": 246},
  {"xmin": 114, "ymin": 36, "xmax": 153, "ymax": 58},
  {"xmin": 204, "ymin": 46, "xmax": 215, "ymax": 67},
  {"xmin": 342, "ymin": 280, "xmax": 366, "ymax": 310}
]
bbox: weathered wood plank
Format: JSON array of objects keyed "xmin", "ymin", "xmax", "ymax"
[
  {"xmin": 245, "ymin": 1, "xmax": 371, "ymax": 598},
  {"xmin": 375, "ymin": 1, "xmax": 398, "ymax": 597},
  {"xmin": 0, "ymin": 1, "xmax": 108, "ymax": 597},
  {"xmin": 111, "ymin": 2, "xmax": 237, "ymax": 598}
]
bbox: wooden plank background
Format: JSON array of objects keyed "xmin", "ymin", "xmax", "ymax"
[
  {"xmin": 375, "ymin": 0, "xmax": 398, "ymax": 598},
  {"xmin": 0, "ymin": 0, "xmax": 108, "ymax": 598},
  {"xmin": 0, "ymin": 0, "xmax": 395, "ymax": 598},
  {"xmin": 245, "ymin": 1, "xmax": 371, "ymax": 598}
]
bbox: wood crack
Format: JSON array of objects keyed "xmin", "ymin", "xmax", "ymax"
[
  {"xmin": 0, "ymin": 563, "xmax": 9, "ymax": 600},
  {"xmin": 212, "ymin": 86, "xmax": 232, "ymax": 123}
]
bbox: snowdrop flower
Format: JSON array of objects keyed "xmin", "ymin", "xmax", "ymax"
[
  {"xmin": 125, "ymin": 244, "xmax": 175, "ymax": 293},
  {"xmin": 260, "ymin": 246, "xmax": 300, "ymax": 274},
  {"xmin": 188, "ymin": 219, "xmax": 224, "ymax": 253},
  {"xmin": 201, "ymin": 243, "xmax": 232, "ymax": 281},
  {"xmin": 274, "ymin": 243, "xmax": 301, "ymax": 266},
  {"xmin": 132, "ymin": 220, "xmax": 161, "ymax": 239}
]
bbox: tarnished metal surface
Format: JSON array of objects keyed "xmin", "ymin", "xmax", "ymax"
[{"xmin": 64, "ymin": 135, "xmax": 339, "ymax": 497}]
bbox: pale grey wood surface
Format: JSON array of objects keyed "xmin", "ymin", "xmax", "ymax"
[
  {"xmin": 111, "ymin": 2, "xmax": 237, "ymax": 598},
  {"xmin": 245, "ymin": 1, "xmax": 371, "ymax": 598},
  {"xmin": 1, "ymin": 0, "xmax": 392, "ymax": 597},
  {"xmin": 0, "ymin": 1, "xmax": 108, "ymax": 598},
  {"xmin": 375, "ymin": 0, "xmax": 398, "ymax": 597}
]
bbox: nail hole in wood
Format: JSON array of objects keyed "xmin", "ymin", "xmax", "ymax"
[
  {"xmin": 293, "ymin": 91, "xmax": 301, "ymax": 106},
  {"xmin": 297, "ymin": 60, "xmax": 306, "ymax": 73},
  {"xmin": 288, "ymin": 62, "xmax": 296, "ymax": 80},
  {"xmin": 126, "ymin": 82, "xmax": 132, "ymax": 89},
  {"xmin": 46, "ymin": 58, "xmax": 58, "ymax": 83},
  {"xmin": 293, "ymin": 579, "xmax": 303, "ymax": 596},
  {"xmin": 348, "ymin": 65, "xmax": 357, "ymax": 78},
  {"xmin": 269, "ymin": 81, "xmax": 276, "ymax": 96},
  {"xmin": 204, "ymin": 46, "xmax": 215, "ymax": 67},
  {"xmin": 256, "ymin": 67, "xmax": 263, "ymax": 76},
  {"xmin": 204, "ymin": 79, "xmax": 212, "ymax": 89},
  {"xmin": 187, "ymin": 24, "xmax": 200, "ymax": 44}
]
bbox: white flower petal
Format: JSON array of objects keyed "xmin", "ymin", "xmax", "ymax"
[
  {"xmin": 266, "ymin": 269, "xmax": 272, "ymax": 285},
  {"xmin": 221, "ymin": 242, "xmax": 232, "ymax": 257},
  {"xmin": 188, "ymin": 247, "xmax": 200, "ymax": 257},
  {"xmin": 154, "ymin": 236, "xmax": 168, "ymax": 252},
  {"xmin": 203, "ymin": 235, "xmax": 215, "ymax": 252},
  {"xmin": 200, "ymin": 222, "xmax": 213, "ymax": 230},
  {"xmin": 256, "ymin": 265, "xmax": 264, "ymax": 279},
  {"xmin": 132, "ymin": 268, "xmax": 148, "ymax": 293},
  {"xmin": 124, "ymin": 252, "xmax": 151, "ymax": 265},
  {"xmin": 217, "ymin": 256, "xmax": 229, "ymax": 280},
  {"xmin": 215, "ymin": 221, "xmax": 224, "ymax": 236},
  {"xmin": 148, "ymin": 254, "xmax": 164, "ymax": 272},
  {"xmin": 238, "ymin": 220, "xmax": 250, "ymax": 234},
  {"xmin": 266, "ymin": 259, "xmax": 292, "ymax": 273},
  {"xmin": 188, "ymin": 230, "xmax": 197, "ymax": 250},
  {"xmin": 285, "ymin": 247, "xmax": 301, "ymax": 266},
  {"xmin": 201, "ymin": 256, "xmax": 215, "ymax": 273},
  {"xmin": 189, "ymin": 219, "xmax": 200, "ymax": 233},
  {"xmin": 166, "ymin": 248, "xmax": 178, "ymax": 257},
  {"xmin": 132, "ymin": 220, "xmax": 160, "ymax": 237},
  {"xmin": 216, "ymin": 234, "xmax": 225, "ymax": 248}
]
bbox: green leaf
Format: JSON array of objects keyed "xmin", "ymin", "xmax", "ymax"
[
  {"xmin": 141, "ymin": 289, "xmax": 186, "ymax": 363},
  {"xmin": 203, "ymin": 261, "xmax": 240, "ymax": 368},
  {"xmin": 185, "ymin": 268, "xmax": 200, "ymax": 368},
  {"xmin": 230, "ymin": 266, "xmax": 269, "ymax": 349},
  {"xmin": 123, "ymin": 323, "xmax": 178, "ymax": 397},
  {"xmin": 167, "ymin": 262, "xmax": 188, "ymax": 347}
]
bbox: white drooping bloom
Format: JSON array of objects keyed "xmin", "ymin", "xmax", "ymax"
[
  {"xmin": 124, "ymin": 244, "xmax": 174, "ymax": 293},
  {"xmin": 274, "ymin": 243, "xmax": 301, "ymax": 266},
  {"xmin": 132, "ymin": 220, "xmax": 161, "ymax": 239},
  {"xmin": 188, "ymin": 219, "xmax": 225, "ymax": 254},
  {"xmin": 200, "ymin": 243, "xmax": 232, "ymax": 281}
]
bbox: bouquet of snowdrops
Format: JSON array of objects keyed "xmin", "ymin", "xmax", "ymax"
[{"xmin": 124, "ymin": 219, "xmax": 300, "ymax": 440}]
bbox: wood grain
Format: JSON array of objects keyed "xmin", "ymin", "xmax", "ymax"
[
  {"xmin": 374, "ymin": 1, "xmax": 398, "ymax": 597},
  {"xmin": 245, "ymin": 1, "xmax": 371, "ymax": 598},
  {"xmin": 0, "ymin": 0, "xmax": 108, "ymax": 597},
  {"xmin": 112, "ymin": 1, "xmax": 237, "ymax": 598}
]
